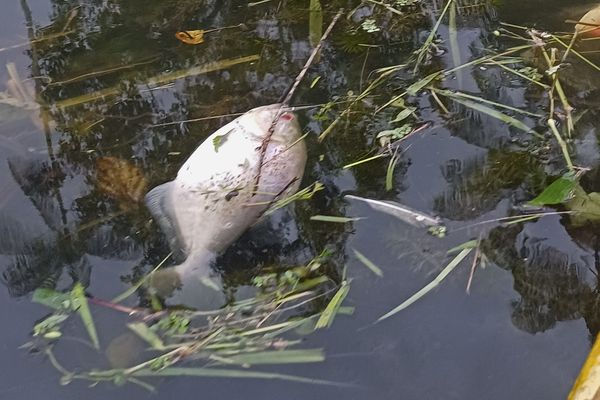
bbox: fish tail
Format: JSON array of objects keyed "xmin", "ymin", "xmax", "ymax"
[{"xmin": 147, "ymin": 252, "xmax": 216, "ymax": 298}]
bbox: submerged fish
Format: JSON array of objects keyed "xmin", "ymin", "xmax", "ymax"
[{"xmin": 146, "ymin": 104, "xmax": 307, "ymax": 297}]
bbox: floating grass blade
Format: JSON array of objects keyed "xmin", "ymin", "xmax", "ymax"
[
  {"xmin": 343, "ymin": 153, "xmax": 386, "ymax": 169},
  {"xmin": 386, "ymin": 151, "xmax": 400, "ymax": 191},
  {"xmin": 415, "ymin": 0, "xmax": 454, "ymax": 71},
  {"xmin": 132, "ymin": 367, "xmax": 344, "ymax": 386},
  {"xmin": 378, "ymin": 248, "xmax": 473, "ymax": 322},
  {"xmin": 433, "ymin": 88, "xmax": 542, "ymax": 118},
  {"xmin": 310, "ymin": 215, "xmax": 362, "ymax": 223},
  {"xmin": 316, "ymin": 281, "xmax": 350, "ymax": 329},
  {"xmin": 353, "ymin": 249, "xmax": 383, "ymax": 277},
  {"xmin": 447, "ymin": 240, "xmax": 478, "ymax": 254},
  {"xmin": 448, "ymin": 1, "xmax": 461, "ymax": 70},
  {"xmin": 72, "ymin": 283, "xmax": 100, "ymax": 349},
  {"xmin": 442, "ymin": 95, "xmax": 533, "ymax": 133},
  {"xmin": 112, "ymin": 252, "xmax": 172, "ymax": 303},
  {"xmin": 407, "ymin": 72, "xmax": 441, "ymax": 96},
  {"xmin": 225, "ymin": 349, "xmax": 325, "ymax": 365},
  {"xmin": 128, "ymin": 323, "xmax": 166, "ymax": 351}
]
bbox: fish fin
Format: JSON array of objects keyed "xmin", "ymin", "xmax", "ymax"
[{"xmin": 145, "ymin": 182, "xmax": 186, "ymax": 258}]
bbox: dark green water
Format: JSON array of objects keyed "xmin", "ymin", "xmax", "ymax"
[{"xmin": 1, "ymin": 0, "xmax": 600, "ymax": 398}]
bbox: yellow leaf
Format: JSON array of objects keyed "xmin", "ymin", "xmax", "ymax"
[
  {"xmin": 569, "ymin": 333, "xmax": 600, "ymax": 399},
  {"xmin": 96, "ymin": 157, "xmax": 148, "ymax": 210},
  {"xmin": 576, "ymin": 6, "xmax": 600, "ymax": 37},
  {"xmin": 175, "ymin": 30, "xmax": 205, "ymax": 45}
]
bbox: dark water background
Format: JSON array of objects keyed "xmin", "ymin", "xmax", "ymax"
[{"xmin": 1, "ymin": 0, "xmax": 600, "ymax": 398}]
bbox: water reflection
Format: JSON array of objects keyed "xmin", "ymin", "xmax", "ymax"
[{"xmin": 2, "ymin": 1, "xmax": 600, "ymax": 390}]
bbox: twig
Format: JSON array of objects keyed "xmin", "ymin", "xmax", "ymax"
[
  {"xmin": 252, "ymin": 8, "xmax": 344, "ymax": 196},
  {"xmin": 466, "ymin": 236, "xmax": 482, "ymax": 294},
  {"xmin": 87, "ymin": 296, "xmax": 147, "ymax": 317}
]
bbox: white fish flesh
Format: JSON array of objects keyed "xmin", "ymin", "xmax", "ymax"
[{"xmin": 146, "ymin": 104, "xmax": 307, "ymax": 294}]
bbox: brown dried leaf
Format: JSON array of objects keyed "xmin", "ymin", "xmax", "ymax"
[
  {"xmin": 175, "ymin": 30, "xmax": 205, "ymax": 45},
  {"xmin": 96, "ymin": 157, "xmax": 148, "ymax": 209}
]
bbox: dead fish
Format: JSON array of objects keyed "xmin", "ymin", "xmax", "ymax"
[
  {"xmin": 146, "ymin": 104, "xmax": 307, "ymax": 296},
  {"xmin": 344, "ymin": 194, "xmax": 441, "ymax": 228}
]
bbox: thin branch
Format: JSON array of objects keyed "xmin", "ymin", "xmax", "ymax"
[{"xmin": 252, "ymin": 8, "xmax": 344, "ymax": 195}]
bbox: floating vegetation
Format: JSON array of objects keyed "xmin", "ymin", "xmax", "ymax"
[{"xmin": 26, "ymin": 253, "xmax": 349, "ymax": 390}]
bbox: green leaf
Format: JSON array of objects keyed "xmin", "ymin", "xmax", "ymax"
[
  {"xmin": 310, "ymin": 75, "xmax": 321, "ymax": 88},
  {"xmin": 128, "ymin": 323, "xmax": 166, "ymax": 350},
  {"xmin": 378, "ymin": 248, "xmax": 473, "ymax": 322},
  {"xmin": 316, "ymin": 281, "xmax": 350, "ymax": 329},
  {"xmin": 391, "ymin": 107, "xmax": 416, "ymax": 123},
  {"xmin": 212, "ymin": 135, "xmax": 226, "ymax": 152},
  {"xmin": 529, "ymin": 173, "xmax": 578, "ymax": 206},
  {"xmin": 353, "ymin": 249, "xmax": 383, "ymax": 277},
  {"xmin": 71, "ymin": 283, "xmax": 100, "ymax": 349}
]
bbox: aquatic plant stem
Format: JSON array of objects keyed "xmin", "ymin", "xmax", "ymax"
[{"xmin": 548, "ymin": 118, "xmax": 574, "ymax": 171}]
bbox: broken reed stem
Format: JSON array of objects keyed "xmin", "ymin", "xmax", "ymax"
[{"xmin": 252, "ymin": 8, "xmax": 344, "ymax": 195}]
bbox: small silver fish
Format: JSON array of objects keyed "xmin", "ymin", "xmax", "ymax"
[{"xmin": 146, "ymin": 104, "xmax": 307, "ymax": 296}]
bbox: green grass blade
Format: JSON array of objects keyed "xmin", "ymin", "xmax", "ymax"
[
  {"xmin": 406, "ymin": 72, "xmax": 440, "ymax": 96},
  {"xmin": 434, "ymin": 88, "xmax": 542, "ymax": 117},
  {"xmin": 444, "ymin": 96, "xmax": 533, "ymax": 133},
  {"xmin": 447, "ymin": 240, "xmax": 478, "ymax": 254},
  {"xmin": 132, "ymin": 367, "xmax": 346, "ymax": 386},
  {"xmin": 377, "ymin": 248, "xmax": 473, "ymax": 322},
  {"xmin": 342, "ymin": 153, "xmax": 386, "ymax": 169},
  {"xmin": 112, "ymin": 252, "xmax": 172, "ymax": 303},
  {"xmin": 128, "ymin": 322, "xmax": 166, "ymax": 350},
  {"xmin": 386, "ymin": 152, "xmax": 400, "ymax": 191},
  {"xmin": 316, "ymin": 281, "xmax": 350, "ymax": 329},
  {"xmin": 225, "ymin": 349, "xmax": 325, "ymax": 365},
  {"xmin": 71, "ymin": 283, "xmax": 100, "ymax": 349},
  {"xmin": 448, "ymin": 0, "xmax": 462, "ymax": 87},
  {"xmin": 310, "ymin": 215, "xmax": 362, "ymax": 223},
  {"xmin": 353, "ymin": 249, "xmax": 383, "ymax": 277}
]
